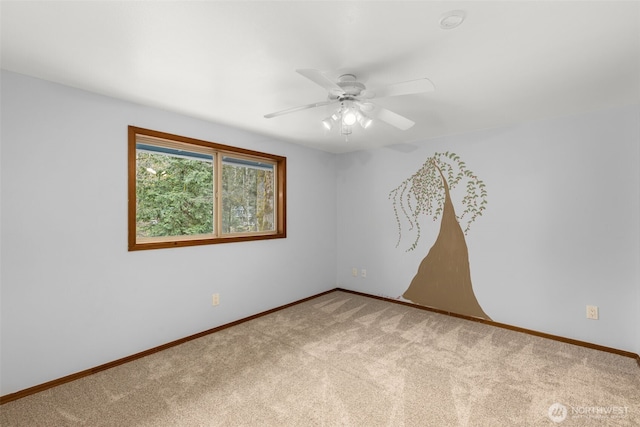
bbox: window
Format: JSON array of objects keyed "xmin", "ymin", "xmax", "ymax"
[{"xmin": 128, "ymin": 126, "xmax": 286, "ymax": 250}]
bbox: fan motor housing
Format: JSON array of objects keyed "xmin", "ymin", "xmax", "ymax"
[{"xmin": 333, "ymin": 74, "xmax": 365, "ymax": 98}]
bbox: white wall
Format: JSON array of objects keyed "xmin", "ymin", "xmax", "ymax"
[
  {"xmin": 0, "ymin": 70, "xmax": 337, "ymax": 395},
  {"xmin": 336, "ymin": 104, "xmax": 640, "ymax": 355},
  {"xmin": 2, "ymin": 69, "xmax": 638, "ymax": 397}
]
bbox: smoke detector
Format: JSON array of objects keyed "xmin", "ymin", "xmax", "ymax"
[{"xmin": 440, "ymin": 10, "xmax": 466, "ymax": 29}]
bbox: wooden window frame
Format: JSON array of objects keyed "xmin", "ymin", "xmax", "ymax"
[{"xmin": 128, "ymin": 126, "xmax": 286, "ymax": 251}]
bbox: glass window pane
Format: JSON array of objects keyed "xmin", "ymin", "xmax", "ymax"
[
  {"xmin": 136, "ymin": 149, "xmax": 214, "ymax": 238},
  {"xmin": 221, "ymin": 156, "xmax": 275, "ymax": 234},
  {"xmin": 129, "ymin": 126, "xmax": 285, "ymax": 251}
]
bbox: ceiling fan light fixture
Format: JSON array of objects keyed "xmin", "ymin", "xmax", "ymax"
[
  {"xmin": 356, "ymin": 110, "xmax": 373, "ymax": 129},
  {"xmin": 342, "ymin": 109, "xmax": 357, "ymax": 126},
  {"xmin": 265, "ymin": 69, "xmax": 434, "ymax": 141},
  {"xmin": 340, "ymin": 101, "xmax": 358, "ymax": 126}
]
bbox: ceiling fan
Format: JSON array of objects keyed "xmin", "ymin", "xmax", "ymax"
[{"xmin": 264, "ymin": 69, "xmax": 435, "ymax": 138}]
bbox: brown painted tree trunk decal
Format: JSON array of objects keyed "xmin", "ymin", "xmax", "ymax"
[{"xmin": 390, "ymin": 153, "xmax": 490, "ymax": 320}]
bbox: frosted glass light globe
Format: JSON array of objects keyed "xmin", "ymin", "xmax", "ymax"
[{"xmin": 343, "ymin": 110, "xmax": 357, "ymax": 126}]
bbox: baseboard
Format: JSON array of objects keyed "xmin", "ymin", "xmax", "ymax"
[
  {"xmin": 0, "ymin": 289, "xmax": 336, "ymax": 405},
  {"xmin": 2, "ymin": 287, "xmax": 638, "ymax": 405},
  {"xmin": 336, "ymin": 288, "xmax": 640, "ymax": 367}
]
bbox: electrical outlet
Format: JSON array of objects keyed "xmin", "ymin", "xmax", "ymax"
[
  {"xmin": 586, "ymin": 305, "xmax": 598, "ymax": 320},
  {"xmin": 352, "ymin": 268, "xmax": 358, "ymax": 277},
  {"xmin": 212, "ymin": 293, "xmax": 220, "ymax": 306},
  {"xmin": 361, "ymin": 269, "xmax": 367, "ymax": 278}
]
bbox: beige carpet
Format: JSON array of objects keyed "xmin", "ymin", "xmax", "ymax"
[{"xmin": 1, "ymin": 290, "xmax": 639, "ymax": 426}]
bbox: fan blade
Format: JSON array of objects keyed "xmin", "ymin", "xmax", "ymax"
[
  {"xmin": 373, "ymin": 105, "xmax": 415, "ymax": 130},
  {"xmin": 362, "ymin": 78, "xmax": 435, "ymax": 99},
  {"xmin": 296, "ymin": 69, "xmax": 344, "ymax": 96},
  {"xmin": 355, "ymin": 101, "xmax": 375, "ymax": 112},
  {"xmin": 264, "ymin": 99, "xmax": 337, "ymax": 119}
]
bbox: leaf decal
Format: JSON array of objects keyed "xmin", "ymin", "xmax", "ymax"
[{"xmin": 389, "ymin": 152, "xmax": 488, "ymax": 250}]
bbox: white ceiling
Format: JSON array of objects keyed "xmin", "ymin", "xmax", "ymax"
[{"xmin": 2, "ymin": 1, "xmax": 639, "ymax": 153}]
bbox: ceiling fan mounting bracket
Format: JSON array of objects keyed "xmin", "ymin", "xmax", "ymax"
[{"xmin": 338, "ymin": 74, "xmax": 357, "ymax": 82}]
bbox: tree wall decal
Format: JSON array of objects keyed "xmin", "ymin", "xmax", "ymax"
[{"xmin": 389, "ymin": 152, "xmax": 490, "ymax": 319}]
